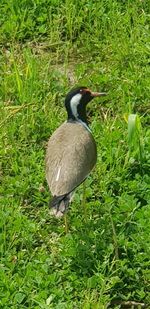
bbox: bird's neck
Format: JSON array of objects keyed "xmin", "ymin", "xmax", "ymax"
[
  {"xmin": 67, "ymin": 117, "xmax": 91, "ymax": 133},
  {"xmin": 68, "ymin": 114, "xmax": 88, "ymax": 124},
  {"xmin": 67, "ymin": 104, "xmax": 88, "ymax": 124},
  {"xmin": 67, "ymin": 110, "xmax": 91, "ymax": 132}
]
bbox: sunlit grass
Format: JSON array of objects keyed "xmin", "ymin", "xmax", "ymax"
[{"xmin": 0, "ymin": 0, "xmax": 150, "ymax": 308}]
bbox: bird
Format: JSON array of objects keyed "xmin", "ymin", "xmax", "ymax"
[{"xmin": 46, "ymin": 86, "xmax": 106, "ymax": 218}]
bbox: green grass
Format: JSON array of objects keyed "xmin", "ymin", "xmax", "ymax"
[{"xmin": 0, "ymin": 0, "xmax": 150, "ymax": 308}]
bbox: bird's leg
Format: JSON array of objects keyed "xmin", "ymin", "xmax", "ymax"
[
  {"xmin": 64, "ymin": 213, "xmax": 68, "ymax": 234},
  {"xmin": 82, "ymin": 181, "xmax": 87, "ymax": 222}
]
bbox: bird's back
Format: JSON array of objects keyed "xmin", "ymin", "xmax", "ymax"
[{"xmin": 46, "ymin": 121, "xmax": 97, "ymax": 197}]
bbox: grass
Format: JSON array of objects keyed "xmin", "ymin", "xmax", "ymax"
[{"xmin": 0, "ymin": 0, "xmax": 150, "ymax": 308}]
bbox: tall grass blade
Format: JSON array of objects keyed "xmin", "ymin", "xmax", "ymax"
[
  {"xmin": 128, "ymin": 114, "xmax": 137, "ymax": 145},
  {"xmin": 128, "ymin": 113, "xmax": 144, "ymax": 164}
]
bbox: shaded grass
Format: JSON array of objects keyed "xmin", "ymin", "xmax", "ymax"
[{"xmin": 0, "ymin": 0, "xmax": 150, "ymax": 308}]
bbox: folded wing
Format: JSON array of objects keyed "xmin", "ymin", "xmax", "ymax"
[{"xmin": 46, "ymin": 122, "xmax": 97, "ymax": 196}]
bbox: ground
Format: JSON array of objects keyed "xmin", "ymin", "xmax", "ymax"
[{"xmin": 0, "ymin": 1, "xmax": 150, "ymax": 308}]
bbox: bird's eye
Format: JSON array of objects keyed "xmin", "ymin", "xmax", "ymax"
[
  {"xmin": 80, "ymin": 88, "xmax": 91, "ymax": 95},
  {"xmin": 80, "ymin": 88, "xmax": 90, "ymax": 94}
]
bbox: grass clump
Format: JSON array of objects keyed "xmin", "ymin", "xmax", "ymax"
[{"xmin": 0, "ymin": 0, "xmax": 150, "ymax": 308}]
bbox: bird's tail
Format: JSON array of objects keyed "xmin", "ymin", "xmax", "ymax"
[{"xmin": 50, "ymin": 193, "xmax": 71, "ymax": 218}]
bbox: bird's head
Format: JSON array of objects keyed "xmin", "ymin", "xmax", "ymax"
[{"xmin": 65, "ymin": 86, "xmax": 106, "ymax": 124}]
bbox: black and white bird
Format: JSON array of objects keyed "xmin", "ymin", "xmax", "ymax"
[{"xmin": 46, "ymin": 86, "xmax": 106, "ymax": 217}]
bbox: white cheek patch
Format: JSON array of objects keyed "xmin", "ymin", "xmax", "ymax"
[{"xmin": 70, "ymin": 93, "xmax": 82, "ymax": 118}]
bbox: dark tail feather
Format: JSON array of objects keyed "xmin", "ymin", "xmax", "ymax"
[{"xmin": 49, "ymin": 193, "xmax": 71, "ymax": 218}]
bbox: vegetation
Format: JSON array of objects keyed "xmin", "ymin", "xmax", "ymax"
[{"xmin": 0, "ymin": 0, "xmax": 150, "ymax": 308}]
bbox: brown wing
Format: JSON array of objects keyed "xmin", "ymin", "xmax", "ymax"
[{"xmin": 46, "ymin": 122, "xmax": 97, "ymax": 196}]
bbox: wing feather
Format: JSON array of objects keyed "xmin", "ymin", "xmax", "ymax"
[{"xmin": 46, "ymin": 122, "xmax": 97, "ymax": 196}]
